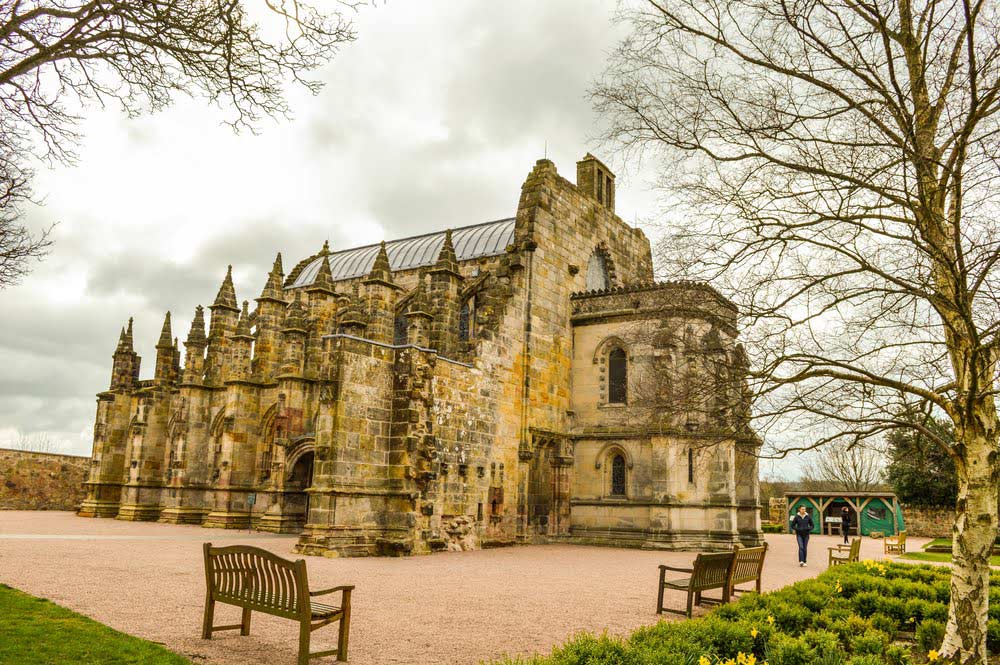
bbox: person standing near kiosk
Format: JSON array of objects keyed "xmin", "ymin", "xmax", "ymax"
[
  {"xmin": 791, "ymin": 505, "xmax": 815, "ymax": 567},
  {"xmin": 841, "ymin": 506, "xmax": 852, "ymax": 544}
]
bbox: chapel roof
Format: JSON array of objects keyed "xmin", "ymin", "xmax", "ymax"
[{"xmin": 287, "ymin": 217, "xmax": 516, "ymax": 289}]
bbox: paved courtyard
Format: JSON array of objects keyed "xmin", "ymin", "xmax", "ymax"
[{"xmin": 0, "ymin": 512, "xmax": 928, "ymax": 665}]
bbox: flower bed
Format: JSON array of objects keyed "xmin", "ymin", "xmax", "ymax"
[{"xmin": 492, "ymin": 561, "xmax": 1000, "ymax": 665}]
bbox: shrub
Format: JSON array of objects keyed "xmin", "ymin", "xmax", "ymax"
[
  {"xmin": 850, "ymin": 629, "xmax": 890, "ymax": 656},
  {"xmin": 916, "ymin": 619, "xmax": 945, "ymax": 652},
  {"xmin": 542, "ymin": 633, "xmax": 638, "ymax": 665},
  {"xmin": 851, "ymin": 592, "xmax": 881, "ymax": 618},
  {"xmin": 869, "ymin": 613, "xmax": 898, "ymax": 639},
  {"xmin": 762, "ymin": 523, "xmax": 785, "ymax": 533},
  {"xmin": 846, "ymin": 656, "xmax": 884, "ymax": 665},
  {"xmin": 800, "ymin": 629, "xmax": 840, "ymax": 654},
  {"xmin": 875, "ymin": 596, "xmax": 909, "ymax": 623},
  {"xmin": 767, "ymin": 601, "xmax": 814, "ymax": 635},
  {"xmin": 883, "ymin": 644, "xmax": 912, "ymax": 665},
  {"xmin": 988, "ymin": 619, "xmax": 1000, "ymax": 655},
  {"xmin": 764, "ymin": 633, "xmax": 814, "ymax": 665}
]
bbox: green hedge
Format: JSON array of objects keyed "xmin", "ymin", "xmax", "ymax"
[{"xmin": 491, "ymin": 561, "xmax": 1000, "ymax": 665}]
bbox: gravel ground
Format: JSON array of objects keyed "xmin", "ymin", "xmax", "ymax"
[{"xmin": 0, "ymin": 512, "xmax": 927, "ymax": 665}]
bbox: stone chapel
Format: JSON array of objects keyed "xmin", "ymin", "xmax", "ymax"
[{"xmin": 79, "ymin": 154, "xmax": 763, "ymax": 556}]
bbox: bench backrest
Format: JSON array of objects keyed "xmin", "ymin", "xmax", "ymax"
[
  {"xmin": 730, "ymin": 542, "xmax": 768, "ymax": 586},
  {"xmin": 898, "ymin": 531, "xmax": 906, "ymax": 544},
  {"xmin": 848, "ymin": 537, "xmax": 861, "ymax": 560},
  {"xmin": 203, "ymin": 543, "xmax": 308, "ymax": 620},
  {"xmin": 690, "ymin": 551, "xmax": 735, "ymax": 592}
]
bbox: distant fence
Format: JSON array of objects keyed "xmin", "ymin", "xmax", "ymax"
[{"xmin": 0, "ymin": 448, "xmax": 88, "ymax": 510}]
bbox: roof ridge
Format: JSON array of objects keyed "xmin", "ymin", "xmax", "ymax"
[
  {"xmin": 322, "ymin": 217, "xmax": 516, "ymax": 258},
  {"xmin": 287, "ymin": 217, "xmax": 516, "ymax": 289}
]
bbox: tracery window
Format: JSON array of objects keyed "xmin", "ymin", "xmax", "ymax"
[
  {"xmin": 608, "ymin": 347, "xmax": 627, "ymax": 404},
  {"xmin": 611, "ymin": 454, "xmax": 626, "ymax": 496}
]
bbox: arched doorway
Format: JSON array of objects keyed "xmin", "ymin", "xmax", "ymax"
[{"xmin": 284, "ymin": 450, "xmax": 314, "ymax": 530}]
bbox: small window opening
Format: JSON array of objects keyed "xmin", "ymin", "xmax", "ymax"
[
  {"xmin": 688, "ymin": 448, "xmax": 694, "ymax": 484},
  {"xmin": 608, "ymin": 348, "xmax": 627, "ymax": 404},
  {"xmin": 611, "ymin": 454, "xmax": 626, "ymax": 496},
  {"xmin": 394, "ymin": 313, "xmax": 408, "ymax": 346},
  {"xmin": 459, "ymin": 297, "xmax": 476, "ymax": 342}
]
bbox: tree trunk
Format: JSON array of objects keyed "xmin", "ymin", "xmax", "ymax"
[{"xmin": 940, "ymin": 432, "xmax": 999, "ymax": 664}]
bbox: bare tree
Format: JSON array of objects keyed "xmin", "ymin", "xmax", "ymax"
[
  {"xmin": 813, "ymin": 442, "xmax": 886, "ymax": 493},
  {"xmin": 9, "ymin": 432, "xmax": 59, "ymax": 453},
  {"xmin": 594, "ymin": 0, "xmax": 1000, "ymax": 659},
  {"xmin": 0, "ymin": 0, "xmax": 360, "ymax": 288}
]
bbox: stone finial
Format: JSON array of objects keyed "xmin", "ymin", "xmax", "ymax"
[
  {"xmin": 156, "ymin": 311, "xmax": 173, "ymax": 349},
  {"xmin": 366, "ymin": 241, "xmax": 395, "ymax": 284},
  {"xmin": 258, "ymin": 253, "xmax": 285, "ymax": 301},
  {"xmin": 309, "ymin": 249, "xmax": 337, "ymax": 294},
  {"xmin": 282, "ymin": 290, "xmax": 308, "ymax": 332},
  {"xmin": 186, "ymin": 305, "xmax": 207, "ymax": 346},
  {"xmin": 233, "ymin": 301, "xmax": 254, "ymax": 339},
  {"xmin": 212, "ymin": 265, "xmax": 239, "ymax": 311},
  {"xmin": 320, "ymin": 240, "xmax": 331, "ymax": 255},
  {"xmin": 433, "ymin": 230, "xmax": 459, "ymax": 275},
  {"xmin": 124, "ymin": 317, "xmax": 134, "ymax": 349}
]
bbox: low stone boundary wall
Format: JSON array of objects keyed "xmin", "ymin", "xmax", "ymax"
[
  {"xmin": 902, "ymin": 505, "xmax": 953, "ymax": 538},
  {"xmin": 0, "ymin": 448, "xmax": 88, "ymax": 510}
]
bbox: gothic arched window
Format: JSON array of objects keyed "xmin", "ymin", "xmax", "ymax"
[
  {"xmin": 459, "ymin": 296, "xmax": 476, "ymax": 342},
  {"xmin": 586, "ymin": 251, "xmax": 610, "ymax": 291},
  {"xmin": 611, "ymin": 454, "xmax": 626, "ymax": 496},
  {"xmin": 608, "ymin": 347, "xmax": 627, "ymax": 404}
]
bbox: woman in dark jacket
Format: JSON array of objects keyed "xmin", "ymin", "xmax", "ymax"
[
  {"xmin": 841, "ymin": 506, "xmax": 852, "ymax": 544},
  {"xmin": 790, "ymin": 505, "xmax": 815, "ymax": 566}
]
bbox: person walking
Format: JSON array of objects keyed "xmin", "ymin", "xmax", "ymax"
[
  {"xmin": 841, "ymin": 506, "xmax": 852, "ymax": 544},
  {"xmin": 790, "ymin": 505, "xmax": 815, "ymax": 566}
]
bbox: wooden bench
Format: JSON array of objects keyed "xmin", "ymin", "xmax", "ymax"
[
  {"xmin": 829, "ymin": 537, "xmax": 861, "ymax": 567},
  {"xmin": 729, "ymin": 542, "xmax": 768, "ymax": 595},
  {"xmin": 202, "ymin": 543, "xmax": 353, "ymax": 665},
  {"xmin": 657, "ymin": 551, "xmax": 735, "ymax": 618},
  {"xmin": 884, "ymin": 530, "xmax": 906, "ymax": 555}
]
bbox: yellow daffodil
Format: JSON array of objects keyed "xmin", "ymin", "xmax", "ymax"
[
  {"xmin": 766, "ymin": 615, "xmax": 774, "ymax": 625},
  {"xmin": 751, "ymin": 627, "xmax": 759, "ymax": 638},
  {"xmin": 928, "ymin": 650, "xmax": 940, "ymax": 661},
  {"xmin": 745, "ymin": 656, "xmax": 757, "ymax": 665},
  {"xmin": 699, "ymin": 657, "xmax": 711, "ymax": 665},
  {"xmin": 737, "ymin": 654, "xmax": 746, "ymax": 665}
]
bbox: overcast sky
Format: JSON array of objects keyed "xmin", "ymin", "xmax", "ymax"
[{"xmin": 0, "ymin": 1, "xmax": 794, "ymax": 478}]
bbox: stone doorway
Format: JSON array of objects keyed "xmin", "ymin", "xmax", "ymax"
[{"xmin": 284, "ymin": 451, "xmax": 314, "ymax": 529}]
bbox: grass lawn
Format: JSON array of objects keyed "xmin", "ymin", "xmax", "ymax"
[
  {"xmin": 901, "ymin": 551, "xmax": 1000, "ymax": 566},
  {"xmin": 0, "ymin": 584, "xmax": 189, "ymax": 664}
]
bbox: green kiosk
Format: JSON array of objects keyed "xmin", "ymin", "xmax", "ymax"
[{"xmin": 784, "ymin": 492, "xmax": 904, "ymax": 536}]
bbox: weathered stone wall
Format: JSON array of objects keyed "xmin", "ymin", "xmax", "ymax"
[
  {"xmin": 0, "ymin": 448, "xmax": 88, "ymax": 510},
  {"xmin": 903, "ymin": 505, "xmax": 953, "ymax": 538}
]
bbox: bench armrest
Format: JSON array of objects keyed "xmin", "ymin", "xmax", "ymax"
[
  {"xmin": 310, "ymin": 585, "xmax": 355, "ymax": 597},
  {"xmin": 658, "ymin": 565, "xmax": 694, "ymax": 573}
]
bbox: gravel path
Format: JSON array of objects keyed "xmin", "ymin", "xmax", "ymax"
[{"xmin": 0, "ymin": 512, "xmax": 926, "ymax": 665}]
